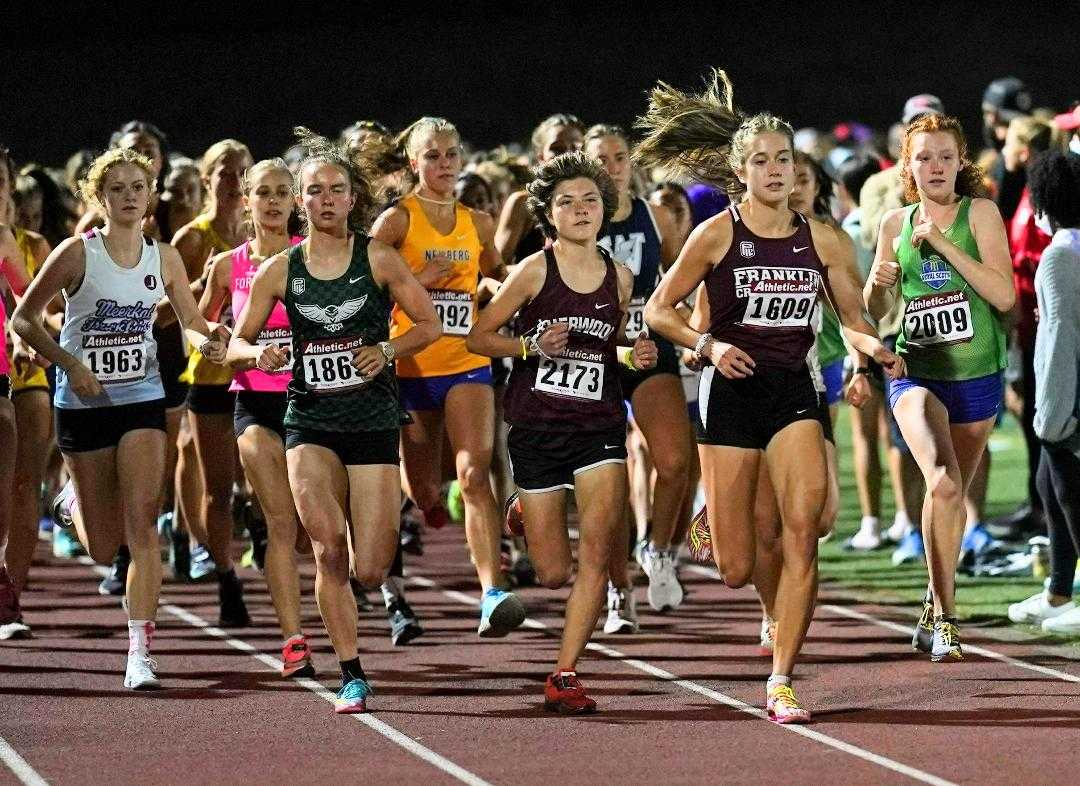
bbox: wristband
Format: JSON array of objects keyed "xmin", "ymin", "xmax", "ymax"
[
  {"xmin": 693, "ymin": 332, "xmax": 714, "ymax": 360},
  {"xmin": 520, "ymin": 336, "xmax": 528, "ymax": 360},
  {"xmin": 854, "ymin": 367, "xmax": 871, "ymax": 376},
  {"xmin": 622, "ymin": 347, "xmax": 637, "ymax": 370}
]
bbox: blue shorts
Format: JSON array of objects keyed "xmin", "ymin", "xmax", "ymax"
[
  {"xmin": 821, "ymin": 359, "xmax": 845, "ymax": 406},
  {"xmin": 398, "ymin": 366, "xmax": 493, "ymax": 411},
  {"xmin": 887, "ymin": 372, "xmax": 1003, "ymax": 424}
]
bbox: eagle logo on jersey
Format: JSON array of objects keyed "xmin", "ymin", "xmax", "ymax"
[
  {"xmin": 920, "ymin": 254, "xmax": 951, "ymax": 290},
  {"xmin": 296, "ymin": 296, "xmax": 368, "ymax": 333}
]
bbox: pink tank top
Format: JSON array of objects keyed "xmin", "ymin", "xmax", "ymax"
[
  {"xmin": 1, "ymin": 255, "xmax": 30, "ymax": 376},
  {"xmin": 229, "ymin": 238, "xmax": 300, "ymax": 393},
  {"xmin": 0, "ymin": 297, "xmax": 9, "ymax": 375}
]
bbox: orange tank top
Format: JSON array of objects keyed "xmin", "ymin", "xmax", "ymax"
[{"xmin": 390, "ymin": 195, "xmax": 488, "ymax": 378}]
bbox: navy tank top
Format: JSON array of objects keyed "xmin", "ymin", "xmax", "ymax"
[
  {"xmin": 705, "ymin": 205, "xmax": 827, "ymax": 370},
  {"xmin": 503, "ymin": 247, "xmax": 625, "ymax": 432},
  {"xmin": 597, "ymin": 197, "xmax": 663, "ymax": 340}
]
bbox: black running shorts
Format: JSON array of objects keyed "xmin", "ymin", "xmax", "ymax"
[
  {"xmin": 285, "ymin": 427, "xmax": 400, "ymax": 466},
  {"xmin": 234, "ymin": 391, "xmax": 288, "ymax": 441},
  {"xmin": 186, "ymin": 384, "xmax": 236, "ymax": 415},
  {"xmin": 507, "ymin": 425, "xmax": 628, "ymax": 493},
  {"xmin": 56, "ymin": 398, "xmax": 167, "ymax": 453},
  {"xmin": 696, "ymin": 365, "xmax": 822, "ymax": 450}
]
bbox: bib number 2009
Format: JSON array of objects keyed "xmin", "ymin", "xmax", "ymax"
[
  {"xmin": 904, "ymin": 292, "xmax": 973, "ymax": 347},
  {"xmin": 534, "ymin": 358, "xmax": 603, "ymax": 401}
]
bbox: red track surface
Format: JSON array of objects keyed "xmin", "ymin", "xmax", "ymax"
[{"xmin": 3, "ymin": 527, "xmax": 1079, "ymax": 786}]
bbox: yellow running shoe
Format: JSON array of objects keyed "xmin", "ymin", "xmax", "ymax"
[
  {"xmin": 930, "ymin": 617, "xmax": 964, "ymax": 662},
  {"xmin": 766, "ymin": 682, "xmax": 811, "ymax": 724}
]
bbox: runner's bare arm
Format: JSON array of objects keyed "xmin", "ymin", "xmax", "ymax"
[
  {"xmin": 614, "ymin": 262, "xmax": 657, "ymax": 370},
  {"xmin": 650, "ymin": 200, "xmax": 683, "ymax": 270},
  {"xmin": 11, "ymin": 237, "xmax": 85, "ymax": 370},
  {"xmin": 161, "ymin": 243, "xmax": 225, "ymax": 363},
  {"xmin": 864, "ymin": 208, "xmax": 905, "ymax": 321},
  {"xmin": 197, "ymin": 252, "xmax": 233, "ymax": 322},
  {"xmin": 467, "ymin": 252, "xmax": 549, "ymax": 358},
  {"xmin": 227, "ymin": 252, "xmax": 288, "ymax": 371},
  {"xmin": 369, "ymin": 203, "xmax": 409, "ymax": 248},
  {"xmin": 473, "ymin": 209, "xmax": 507, "ymax": 282},
  {"xmin": 369, "ymin": 239, "xmax": 441, "ymax": 359},
  {"xmin": 494, "ymin": 191, "xmax": 530, "ymax": 265},
  {"xmin": 0, "ymin": 226, "xmax": 30, "ymax": 295}
]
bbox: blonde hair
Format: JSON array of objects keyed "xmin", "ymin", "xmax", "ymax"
[
  {"xmin": 78, "ymin": 148, "xmax": 156, "ymax": 213},
  {"xmin": 199, "ymin": 139, "xmax": 252, "ymax": 179},
  {"xmin": 397, "ymin": 117, "xmax": 459, "ymax": 160},
  {"xmin": 634, "ymin": 68, "xmax": 794, "ymax": 196},
  {"xmin": 1008, "ymin": 116, "xmax": 1054, "ymax": 154},
  {"xmin": 242, "ymin": 157, "xmax": 292, "ymax": 194}
]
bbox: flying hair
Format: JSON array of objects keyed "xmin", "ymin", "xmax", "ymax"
[
  {"xmin": 900, "ymin": 114, "xmax": 989, "ymax": 205},
  {"xmin": 292, "ymin": 126, "xmax": 390, "ymax": 233},
  {"xmin": 634, "ymin": 68, "xmax": 794, "ymax": 196}
]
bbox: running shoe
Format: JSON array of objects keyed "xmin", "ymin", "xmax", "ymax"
[
  {"xmin": 39, "ymin": 516, "xmax": 53, "ymax": 540},
  {"xmin": 503, "ymin": 492, "xmax": 525, "ymax": 538},
  {"xmin": 0, "ymin": 617, "xmax": 32, "ymax": 640},
  {"xmin": 885, "ymin": 515, "xmax": 913, "ymax": 544},
  {"xmin": 891, "ymin": 530, "xmax": 924, "ymax": 566},
  {"xmin": 603, "ymin": 583, "xmax": 639, "ymax": 634},
  {"xmin": 400, "ymin": 504, "xmax": 424, "ymax": 555},
  {"xmin": 217, "ymin": 570, "xmax": 250, "ymax": 627},
  {"xmin": 0, "ymin": 568, "xmax": 30, "ymax": 640},
  {"xmin": 335, "ymin": 677, "xmax": 373, "ymax": 714},
  {"xmin": 632, "ymin": 537, "xmax": 649, "ymax": 570},
  {"xmin": 52, "ymin": 527, "xmax": 86, "ymax": 559},
  {"xmin": 478, "ymin": 587, "xmax": 526, "ymax": 638},
  {"xmin": 124, "ymin": 652, "xmax": 161, "ymax": 690},
  {"xmin": 957, "ymin": 522, "xmax": 1004, "ymax": 573},
  {"xmin": 423, "ymin": 503, "xmax": 449, "ymax": 530},
  {"xmin": 50, "ymin": 481, "xmax": 75, "ymax": 530},
  {"xmin": 930, "ymin": 617, "xmax": 963, "ymax": 662},
  {"xmin": 842, "ymin": 518, "xmax": 884, "ymax": 551},
  {"xmin": 510, "ymin": 552, "xmax": 537, "ymax": 587},
  {"xmin": 912, "ymin": 589, "xmax": 934, "ymax": 653},
  {"xmin": 242, "ymin": 504, "xmax": 268, "ymax": 573},
  {"xmin": 189, "ymin": 545, "xmax": 217, "ymax": 582},
  {"xmin": 544, "ymin": 671, "xmax": 597, "ymax": 715},
  {"xmin": 687, "ymin": 506, "xmax": 712, "ymax": 564},
  {"xmin": 766, "ymin": 682, "xmax": 811, "ymax": 724},
  {"xmin": 1008, "ymin": 592, "xmax": 1076, "ymax": 625},
  {"xmin": 446, "ymin": 480, "xmax": 465, "ymax": 523},
  {"xmin": 639, "ymin": 544, "xmax": 684, "ymax": 612},
  {"xmin": 759, "ymin": 615, "xmax": 777, "ymax": 656},
  {"xmin": 281, "ymin": 635, "xmax": 316, "ymax": 679},
  {"xmin": 170, "ymin": 526, "xmax": 191, "ymax": 582},
  {"xmin": 98, "ymin": 547, "xmax": 129, "ymax": 596},
  {"xmin": 387, "ymin": 599, "xmax": 424, "ymax": 646},
  {"xmin": 1042, "ymin": 606, "xmax": 1080, "ymax": 636}
]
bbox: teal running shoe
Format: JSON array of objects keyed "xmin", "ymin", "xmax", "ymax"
[
  {"xmin": 335, "ymin": 677, "xmax": 373, "ymax": 714},
  {"xmin": 52, "ymin": 527, "xmax": 86, "ymax": 559},
  {"xmin": 477, "ymin": 588, "xmax": 525, "ymax": 638}
]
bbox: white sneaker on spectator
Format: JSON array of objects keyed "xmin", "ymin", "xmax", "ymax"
[
  {"xmin": 1007, "ymin": 592, "xmax": 1075, "ymax": 625},
  {"xmin": 1041, "ymin": 605, "xmax": 1080, "ymax": 635},
  {"xmin": 886, "ymin": 512, "xmax": 913, "ymax": 544}
]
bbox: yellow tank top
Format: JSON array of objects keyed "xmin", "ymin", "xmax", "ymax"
[
  {"xmin": 9, "ymin": 228, "xmax": 49, "ymax": 391},
  {"xmin": 14, "ymin": 228, "xmax": 40, "ymax": 277},
  {"xmin": 390, "ymin": 195, "xmax": 488, "ymax": 378},
  {"xmin": 179, "ymin": 215, "xmax": 235, "ymax": 386}
]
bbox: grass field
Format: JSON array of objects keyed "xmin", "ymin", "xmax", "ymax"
[{"xmin": 820, "ymin": 403, "xmax": 1045, "ymax": 623}]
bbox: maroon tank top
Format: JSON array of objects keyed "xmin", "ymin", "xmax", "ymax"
[
  {"xmin": 705, "ymin": 205, "xmax": 827, "ymax": 370},
  {"xmin": 503, "ymin": 247, "xmax": 625, "ymax": 432}
]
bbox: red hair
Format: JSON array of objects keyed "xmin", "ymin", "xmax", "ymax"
[{"xmin": 900, "ymin": 114, "xmax": 988, "ymax": 205}]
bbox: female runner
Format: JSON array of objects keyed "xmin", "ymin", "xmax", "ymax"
[{"xmin": 230, "ymin": 128, "xmax": 440, "ymax": 713}]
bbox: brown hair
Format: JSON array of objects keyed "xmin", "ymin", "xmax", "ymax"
[
  {"xmin": 900, "ymin": 114, "xmax": 988, "ymax": 205},
  {"xmin": 525, "ymin": 151, "xmax": 618, "ymax": 239},
  {"xmin": 292, "ymin": 126, "xmax": 390, "ymax": 233},
  {"xmin": 530, "ymin": 114, "xmax": 586, "ymax": 157},
  {"xmin": 199, "ymin": 139, "xmax": 252, "ymax": 179},
  {"xmin": 634, "ymin": 68, "xmax": 794, "ymax": 196}
]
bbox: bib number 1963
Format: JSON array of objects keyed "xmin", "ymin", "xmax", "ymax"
[{"xmin": 83, "ymin": 334, "xmax": 146, "ymax": 384}]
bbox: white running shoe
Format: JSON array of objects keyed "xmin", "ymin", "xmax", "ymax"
[
  {"xmin": 844, "ymin": 528, "xmax": 883, "ymax": 551},
  {"xmin": 1041, "ymin": 605, "xmax": 1080, "ymax": 635},
  {"xmin": 603, "ymin": 583, "xmax": 639, "ymax": 634},
  {"xmin": 124, "ymin": 652, "xmax": 161, "ymax": 690},
  {"xmin": 759, "ymin": 615, "xmax": 776, "ymax": 655},
  {"xmin": 641, "ymin": 545, "xmax": 685, "ymax": 612},
  {"xmin": 1008, "ymin": 592, "xmax": 1076, "ymax": 625},
  {"xmin": 886, "ymin": 513, "xmax": 913, "ymax": 544}
]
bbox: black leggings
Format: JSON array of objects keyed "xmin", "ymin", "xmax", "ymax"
[{"xmin": 1037, "ymin": 444, "xmax": 1080, "ymax": 597}]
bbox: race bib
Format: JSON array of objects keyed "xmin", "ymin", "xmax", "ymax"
[
  {"xmin": 625, "ymin": 296, "xmax": 647, "ymax": 340},
  {"xmin": 83, "ymin": 333, "xmax": 146, "ymax": 384},
  {"xmin": 256, "ymin": 326, "xmax": 293, "ymax": 370},
  {"xmin": 301, "ymin": 336, "xmax": 367, "ymax": 393},
  {"xmin": 903, "ymin": 291, "xmax": 973, "ymax": 347},
  {"xmin": 534, "ymin": 355, "xmax": 604, "ymax": 401},
  {"xmin": 741, "ymin": 293, "xmax": 816, "ymax": 329},
  {"xmin": 431, "ymin": 290, "xmax": 474, "ymax": 336}
]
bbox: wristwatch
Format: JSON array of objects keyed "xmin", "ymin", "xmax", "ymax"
[
  {"xmin": 854, "ymin": 367, "xmax": 871, "ymax": 376},
  {"xmin": 377, "ymin": 341, "xmax": 396, "ymax": 364}
]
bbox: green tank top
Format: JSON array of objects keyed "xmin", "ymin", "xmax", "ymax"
[
  {"xmin": 894, "ymin": 197, "xmax": 1006, "ymax": 380},
  {"xmin": 283, "ymin": 236, "xmax": 401, "ymax": 432},
  {"xmin": 816, "ymin": 303, "xmax": 846, "ymax": 367}
]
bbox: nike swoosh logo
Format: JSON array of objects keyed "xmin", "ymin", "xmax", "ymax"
[
  {"xmin": 349, "ymin": 276, "xmax": 366, "ymax": 284},
  {"xmin": 793, "ymin": 246, "xmax": 809, "ymax": 253},
  {"xmin": 796, "ymin": 408, "xmax": 809, "ymax": 415},
  {"xmin": 465, "ymin": 372, "xmax": 480, "ymax": 379},
  {"xmin": 604, "ymin": 444, "xmax": 619, "ymax": 450},
  {"xmin": 595, "ymin": 303, "xmax": 609, "ymax": 310}
]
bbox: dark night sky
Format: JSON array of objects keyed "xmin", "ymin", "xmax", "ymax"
[{"xmin": 2, "ymin": 3, "xmax": 1076, "ymax": 167}]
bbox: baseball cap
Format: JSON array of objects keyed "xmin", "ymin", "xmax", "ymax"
[
  {"xmin": 902, "ymin": 94, "xmax": 944, "ymax": 124},
  {"xmin": 1054, "ymin": 105, "xmax": 1080, "ymax": 131},
  {"xmin": 982, "ymin": 77, "xmax": 1032, "ymax": 122}
]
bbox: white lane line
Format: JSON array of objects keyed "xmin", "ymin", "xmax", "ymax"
[
  {"xmin": 0, "ymin": 735, "xmax": 49, "ymax": 786},
  {"xmin": 684, "ymin": 563, "xmax": 1080, "ymax": 684},
  {"xmin": 75, "ymin": 559, "xmax": 494, "ymax": 786},
  {"xmin": 408, "ymin": 576, "xmax": 957, "ymax": 786}
]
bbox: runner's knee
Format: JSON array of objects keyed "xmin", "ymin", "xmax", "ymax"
[
  {"xmin": 535, "ymin": 561, "xmax": 572, "ymax": 589},
  {"xmin": 457, "ymin": 460, "xmax": 492, "ymax": 500}
]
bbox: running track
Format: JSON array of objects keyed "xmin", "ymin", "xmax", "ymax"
[{"xmin": 3, "ymin": 527, "xmax": 1079, "ymax": 786}]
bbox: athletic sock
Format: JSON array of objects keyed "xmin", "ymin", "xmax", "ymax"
[
  {"xmin": 858, "ymin": 515, "xmax": 880, "ymax": 536},
  {"xmin": 381, "ymin": 576, "xmax": 405, "ymax": 608},
  {"xmin": 767, "ymin": 674, "xmax": 791, "ymax": 690},
  {"xmin": 128, "ymin": 619, "xmax": 155, "ymax": 656},
  {"xmin": 340, "ymin": 657, "xmax": 367, "ymax": 686},
  {"xmin": 893, "ymin": 511, "xmax": 913, "ymax": 535}
]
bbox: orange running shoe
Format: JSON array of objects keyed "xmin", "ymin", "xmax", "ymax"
[
  {"xmin": 281, "ymin": 635, "xmax": 316, "ymax": 679},
  {"xmin": 687, "ymin": 506, "xmax": 712, "ymax": 564},
  {"xmin": 544, "ymin": 671, "xmax": 597, "ymax": 715}
]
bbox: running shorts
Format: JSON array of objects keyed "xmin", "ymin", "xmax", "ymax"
[
  {"xmin": 234, "ymin": 391, "xmax": 287, "ymax": 441},
  {"xmin": 56, "ymin": 398, "xmax": 166, "ymax": 453},
  {"xmin": 284, "ymin": 427, "xmax": 400, "ymax": 466},
  {"xmin": 887, "ymin": 372, "xmax": 1003, "ymax": 425},
  {"xmin": 507, "ymin": 424, "xmax": 627, "ymax": 493},
  {"xmin": 398, "ymin": 366, "xmax": 492, "ymax": 412},
  {"xmin": 696, "ymin": 365, "xmax": 822, "ymax": 450}
]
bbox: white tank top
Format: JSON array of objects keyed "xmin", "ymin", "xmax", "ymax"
[{"xmin": 55, "ymin": 230, "xmax": 165, "ymax": 409}]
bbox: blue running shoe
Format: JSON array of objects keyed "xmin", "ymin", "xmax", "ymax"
[
  {"xmin": 891, "ymin": 530, "xmax": 924, "ymax": 567},
  {"xmin": 335, "ymin": 677, "xmax": 373, "ymax": 714},
  {"xmin": 477, "ymin": 588, "xmax": 525, "ymax": 638},
  {"xmin": 52, "ymin": 527, "xmax": 86, "ymax": 559}
]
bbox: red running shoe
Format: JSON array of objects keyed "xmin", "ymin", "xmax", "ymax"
[
  {"xmin": 281, "ymin": 635, "xmax": 316, "ymax": 679},
  {"xmin": 503, "ymin": 493, "xmax": 525, "ymax": 538},
  {"xmin": 423, "ymin": 504, "xmax": 449, "ymax": 530},
  {"xmin": 544, "ymin": 671, "xmax": 597, "ymax": 715}
]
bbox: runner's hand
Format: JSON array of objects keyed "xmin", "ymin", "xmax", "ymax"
[
  {"xmin": 67, "ymin": 361, "xmax": 105, "ymax": 399},
  {"xmin": 255, "ymin": 344, "xmax": 289, "ymax": 372},
  {"xmin": 870, "ymin": 259, "xmax": 900, "ymax": 288},
  {"xmin": 632, "ymin": 335, "xmax": 658, "ymax": 370},
  {"xmin": 709, "ymin": 341, "xmax": 755, "ymax": 379},
  {"xmin": 537, "ymin": 323, "xmax": 570, "ymax": 357},
  {"xmin": 912, "ymin": 207, "xmax": 945, "ymax": 251},
  {"xmin": 352, "ymin": 346, "xmax": 386, "ymax": 379},
  {"xmin": 417, "ymin": 253, "xmax": 453, "ymax": 288},
  {"xmin": 845, "ymin": 373, "xmax": 871, "ymax": 409},
  {"xmin": 874, "ymin": 346, "xmax": 906, "ymax": 380},
  {"xmin": 200, "ymin": 326, "xmax": 230, "ymax": 364},
  {"xmin": 681, "ymin": 348, "xmax": 704, "ymax": 372}
]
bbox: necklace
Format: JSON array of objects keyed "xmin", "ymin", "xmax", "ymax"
[{"xmin": 414, "ymin": 192, "xmax": 456, "ymax": 206}]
